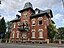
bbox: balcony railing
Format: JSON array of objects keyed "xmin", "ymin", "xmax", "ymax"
[{"xmin": 18, "ymin": 26, "xmax": 29, "ymax": 32}]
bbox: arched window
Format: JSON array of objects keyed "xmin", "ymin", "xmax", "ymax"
[
  {"xmin": 22, "ymin": 20, "xmax": 28, "ymax": 28},
  {"xmin": 18, "ymin": 22, "xmax": 20, "ymax": 26},
  {"xmin": 38, "ymin": 29, "xmax": 43, "ymax": 38},
  {"xmin": 31, "ymin": 18, "xmax": 36, "ymax": 26},
  {"xmin": 13, "ymin": 23, "xmax": 16, "ymax": 28},
  {"xmin": 22, "ymin": 33, "xmax": 27, "ymax": 39},
  {"xmin": 16, "ymin": 31, "xmax": 19, "ymax": 38},
  {"xmin": 31, "ymin": 29, "xmax": 36, "ymax": 38},
  {"xmin": 38, "ymin": 17, "xmax": 43, "ymax": 25},
  {"xmin": 12, "ymin": 31, "xmax": 15, "ymax": 38}
]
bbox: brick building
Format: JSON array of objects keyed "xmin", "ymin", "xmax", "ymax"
[{"xmin": 10, "ymin": 2, "xmax": 53, "ymax": 43}]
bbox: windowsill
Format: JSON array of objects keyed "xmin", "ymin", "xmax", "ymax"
[
  {"xmin": 38, "ymin": 37, "xmax": 43, "ymax": 38},
  {"xmin": 31, "ymin": 37, "xmax": 36, "ymax": 38}
]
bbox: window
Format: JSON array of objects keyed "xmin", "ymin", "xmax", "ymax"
[
  {"xmin": 23, "ymin": 11, "xmax": 27, "ymax": 18},
  {"xmin": 45, "ymin": 25, "xmax": 47, "ymax": 29},
  {"xmin": 38, "ymin": 17, "xmax": 43, "ymax": 25},
  {"xmin": 35, "ymin": 11, "xmax": 38, "ymax": 14},
  {"xmin": 13, "ymin": 23, "xmax": 15, "ymax": 28},
  {"xmin": 31, "ymin": 19, "xmax": 36, "ymax": 26},
  {"xmin": 12, "ymin": 32, "xmax": 15, "ymax": 38},
  {"xmin": 18, "ymin": 22, "xmax": 20, "ymax": 26},
  {"xmin": 39, "ymin": 20, "xmax": 42, "ymax": 25},
  {"xmin": 47, "ymin": 18, "xmax": 49, "ymax": 26},
  {"xmin": 16, "ymin": 31, "xmax": 19, "ymax": 38},
  {"xmin": 22, "ymin": 20, "xmax": 28, "ymax": 28},
  {"xmin": 38, "ymin": 29, "xmax": 43, "ymax": 38},
  {"xmin": 22, "ymin": 33, "xmax": 27, "ymax": 39},
  {"xmin": 32, "ymin": 21, "xmax": 35, "ymax": 26},
  {"xmin": 31, "ymin": 29, "xmax": 35, "ymax": 38}
]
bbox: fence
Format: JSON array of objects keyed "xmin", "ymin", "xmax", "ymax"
[
  {"xmin": 0, "ymin": 39, "xmax": 49, "ymax": 44},
  {"xmin": 1, "ymin": 39, "xmax": 64, "ymax": 44}
]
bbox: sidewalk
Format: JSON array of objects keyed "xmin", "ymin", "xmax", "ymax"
[{"xmin": 5, "ymin": 43, "xmax": 64, "ymax": 47}]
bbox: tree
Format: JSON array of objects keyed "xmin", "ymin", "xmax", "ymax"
[
  {"xmin": 5, "ymin": 21, "xmax": 12, "ymax": 39},
  {"xmin": 0, "ymin": 17, "xmax": 6, "ymax": 39},
  {"xmin": 56, "ymin": 27, "xmax": 64, "ymax": 39},
  {"xmin": 48, "ymin": 20, "xmax": 57, "ymax": 42}
]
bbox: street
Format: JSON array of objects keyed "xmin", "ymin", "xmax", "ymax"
[{"xmin": 0, "ymin": 43, "xmax": 64, "ymax": 48}]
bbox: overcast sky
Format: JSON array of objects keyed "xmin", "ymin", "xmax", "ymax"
[{"xmin": 0, "ymin": 0, "xmax": 64, "ymax": 28}]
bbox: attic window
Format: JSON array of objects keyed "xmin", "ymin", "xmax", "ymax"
[{"xmin": 35, "ymin": 11, "xmax": 38, "ymax": 14}]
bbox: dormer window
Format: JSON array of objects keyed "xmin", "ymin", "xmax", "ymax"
[
  {"xmin": 35, "ymin": 8, "xmax": 40, "ymax": 14},
  {"xmin": 35, "ymin": 11, "xmax": 38, "ymax": 14}
]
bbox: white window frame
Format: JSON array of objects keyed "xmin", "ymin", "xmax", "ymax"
[
  {"xmin": 31, "ymin": 19, "xmax": 36, "ymax": 26},
  {"xmin": 18, "ymin": 22, "xmax": 20, "ymax": 26},
  {"xmin": 38, "ymin": 29, "xmax": 43, "ymax": 38},
  {"xmin": 12, "ymin": 31, "xmax": 15, "ymax": 38},
  {"xmin": 13, "ymin": 23, "xmax": 15, "ymax": 28},
  {"xmin": 38, "ymin": 17, "xmax": 43, "ymax": 25},
  {"xmin": 35, "ymin": 10, "xmax": 38, "ymax": 14},
  {"xmin": 45, "ymin": 25, "xmax": 47, "ymax": 29},
  {"xmin": 22, "ymin": 33, "xmax": 27, "ymax": 39},
  {"xmin": 31, "ymin": 29, "xmax": 36, "ymax": 38},
  {"xmin": 16, "ymin": 31, "xmax": 19, "ymax": 38}
]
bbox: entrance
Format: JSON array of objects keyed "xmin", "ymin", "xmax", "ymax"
[{"xmin": 22, "ymin": 33, "xmax": 27, "ymax": 39}]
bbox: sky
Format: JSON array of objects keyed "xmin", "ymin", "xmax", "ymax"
[{"xmin": 0, "ymin": 0, "xmax": 64, "ymax": 28}]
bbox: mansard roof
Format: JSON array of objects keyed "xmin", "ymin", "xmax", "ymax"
[{"xmin": 30, "ymin": 8, "xmax": 53, "ymax": 19}]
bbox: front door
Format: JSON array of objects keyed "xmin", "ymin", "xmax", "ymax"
[{"xmin": 22, "ymin": 33, "xmax": 27, "ymax": 39}]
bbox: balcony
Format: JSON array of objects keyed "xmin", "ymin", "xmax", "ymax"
[{"xmin": 18, "ymin": 26, "xmax": 29, "ymax": 32}]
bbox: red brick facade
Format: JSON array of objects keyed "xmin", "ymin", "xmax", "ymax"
[{"xmin": 10, "ymin": 2, "xmax": 53, "ymax": 43}]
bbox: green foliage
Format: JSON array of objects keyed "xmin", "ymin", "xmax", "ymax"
[
  {"xmin": 5, "ymin": 32, "xmax": 10, "ymax": 39},
  {"xmin": 0, "ymin": 17, "xmax": 6, "ymax": 32},
  {"xmin": 5, "ymin": 21, "xmax": 12, "ymax": 39},
  {"xmin": 56, "ymin": 27, "xmax": 64, "ymax": 39},
  {"xmin": 0, "ymin": 17, "xmax": 6, "ymax": 39},
  {"xmin": 48, "ymin": 20, "xmax": 57, "ymax": 41},
  {"xmin": 6, "ymin": 21, "xmax": 12, "ymax": 32}
]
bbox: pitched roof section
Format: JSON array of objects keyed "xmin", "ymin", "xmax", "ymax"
[
  {"xmin": 30, "ymin": 8, "xmax": 53, "ymax": 19},
  {"xmin": 10, "ymin": 18, "xmax": 20, "ymax": 22},
  {"xmin": 18, "ymin": 7, "xmax": 35, "ymax": 13},
  {"xmin": 44, "ymin": 9, "xmax": 53, "ymax": 17},
  {"xmin": 10, "ymin": 15, "xmax": 20, "ymax": 22}
]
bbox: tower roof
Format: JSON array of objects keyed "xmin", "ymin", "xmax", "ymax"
[
  {"xmin": 24, "ymin": 2, "xmax": 33, "ymax": 9},
  {"xmin": 18, "ymin": 2, "xmax": 34, "ymax": 13}
]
